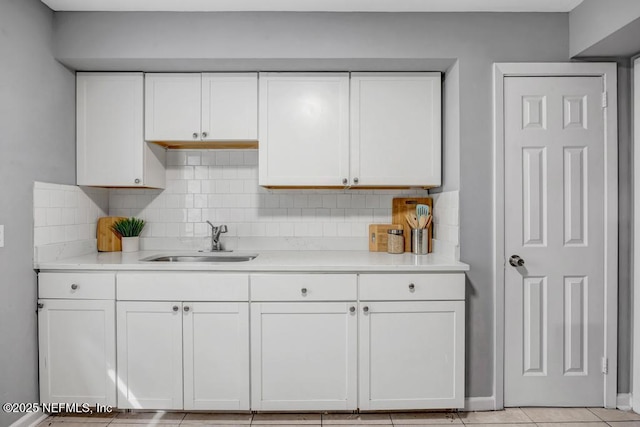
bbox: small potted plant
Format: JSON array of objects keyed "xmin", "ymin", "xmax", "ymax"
[{"xmin": 111, "ymin": 217, "xmax": 146, "ymax": 253}]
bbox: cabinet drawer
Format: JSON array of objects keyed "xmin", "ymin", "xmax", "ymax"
[
  {"xmin": 39, "ymin": 272, "xmax": 115, "ymax": 300},
  {"xmin": 251, "ymin": 274, "xmax": 357, "ymax": 301},
  {"xmin": 359, "ymin": 274, "xmax": 464, "ymax": 301},
  {"xmin": 117, "ymin": 273, "xmax": 249, "ymax": 301}
]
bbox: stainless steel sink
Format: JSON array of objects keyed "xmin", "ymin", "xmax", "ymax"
[{"xmin": 140, "ymin": 254, "xmax": 258, "ymax": 263}]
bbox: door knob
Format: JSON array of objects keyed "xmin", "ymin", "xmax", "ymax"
[{"xmin": 509, "ymin": 255, "xmax": 525, "ymax": 267}]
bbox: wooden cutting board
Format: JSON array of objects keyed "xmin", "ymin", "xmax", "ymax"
[
  {"xmin": 97, "ymin": 217, "xmax": 125, "ymax": 252},
  {"xmin": 392, "ymin": 197, "xmax": 433, "ymax": 253},
  {"xmin": 369, "ymin": 224, "xmax": 404, "ymax": 252}
]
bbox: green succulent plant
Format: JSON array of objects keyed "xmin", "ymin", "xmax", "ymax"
[{"xmin": 111, "ymin": 217, "xmax": 146, "ymax": 237}]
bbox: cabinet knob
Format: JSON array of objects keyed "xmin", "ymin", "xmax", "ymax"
[
  {"xmin": 301, "ymin": 288, "xmax": 308, "ymax": 295},
  {"xmin": 134, "ymin": 178, "xmax": 141, "ymax": 184},
  {"xmin": 37, "ymin": 303, "xmax": 44, "ymax": 309},
  {"xmin": 409, "ymin": 283, "xmax": 415, "ymax": 291},
  {"xmin": 342, "ymin": 178, "xmax": 348, "ymax": 185},
  {"xmin": 363, "ymin": 306, "xmax": 369, "ymax": 313},
  {"xmin": 349, "ymin": 306, "xmax": 356, "ymax": 313},
  {"xmin": 353, "ymin": 177, "xmax": 359, "ymax": 185},
  {"xmin": 201, "ymin": 132, "xmax": 208, "ymax": 138},
  {"xmin": 172, "ymin": 305, "xmax": 179, "ymax": 312},
  {"xmin": 71, "ymin": 283, "xmax": 78, "ymax": 290},
  {"xmin": 184, "ymin": 306, "xmax": 190, "ymax": 312},
  {"xmin": 192, "ymin": 132, "xmax": 199, "ymax": 139}
]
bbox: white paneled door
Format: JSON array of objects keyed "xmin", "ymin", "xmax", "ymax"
[{"xmin": 504, "ymin": 76, "xmax": 605, "ymax": 406}]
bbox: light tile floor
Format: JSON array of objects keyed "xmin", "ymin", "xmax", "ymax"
[{"xmin": 38, "ymin": 408, "xmax": 640, "ymax": 427}]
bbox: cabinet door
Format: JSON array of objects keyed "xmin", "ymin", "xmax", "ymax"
[
  {"xmin": 201, "ymin": 73, "xmax": 258, "ymax": 141},
  {"xmin": 259, "ymin": 73, "xmax": 350, "ymax": 187},
  {"xmin": 77, "ymin": 73, "xmax": 143, "ymax": 186},
  {"xmin": 183, "ymin": 302, "xmax": 250, "ymax": 410},
  {"xmin": 38, "ymin": 299, "xmax": 116, "ymax": 406},
  {"xmin": 251, "ymin": 302, "xmax": 357, "ymax": 410},
  {"xmin": 145, "ymin": 73, "xmax": 201, "ymax": 141},
  {"xmin": 117, "ymin": 301, "xmax": 183, "ymax": 409},
  {"xmin": 350, "ymin": 73, "xmax": 442, "ymax": 187},
  {"xmin": 359, "ymin": 301, "xmax": 464, "ymax": 410}
]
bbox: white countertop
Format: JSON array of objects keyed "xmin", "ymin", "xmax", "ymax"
[{"xmin": 35, "ymin": 250, "xmax": 469, "ymax": 272}]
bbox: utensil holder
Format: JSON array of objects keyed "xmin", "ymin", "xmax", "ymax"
[{"xmin": 411, "ymin": 229, "xmax": 428, "ymax": 255}]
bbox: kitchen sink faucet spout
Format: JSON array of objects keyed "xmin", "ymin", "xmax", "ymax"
[{"xmin": 205, "ymin": 220, "xmax": 228, "ymax": 252}]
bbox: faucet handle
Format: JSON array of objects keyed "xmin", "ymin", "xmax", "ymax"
[{"xmin": 220, "ymin": 225, "xmax": 228, "ymax": 233}]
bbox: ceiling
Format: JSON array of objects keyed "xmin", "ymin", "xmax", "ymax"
[{"xmin": 41, "ymin": 0, "xmax": 584, "ymax": 12}]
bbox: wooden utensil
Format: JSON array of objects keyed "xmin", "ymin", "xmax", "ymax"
[
  {"xmin": 369, "ymin": 224, "xmax": 404, "ymax": 252},
  {"xmin": 418, "ymin": 215, "xmax": 427, "ymax": 229},
  {"xmin": 392, "ymin": 197, "xmax": 433, "ymax": 253},
  {"xmin": 405, "ymin": 213, "xmax": 418, "ymax": 229},
  {"xmin": 97, "ymin": 216, "xmax": 126, "ymax": 252}
]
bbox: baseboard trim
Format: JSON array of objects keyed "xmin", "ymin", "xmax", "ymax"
[
  {"xmin": 9, "ymin": 412, "xmax": 48, "ymax": 427},
  {"xmin": 464, "ymin": 396, "xmax": 497, "ymax": 412},
  {"xmin": 617, "ymin": 393, "xmax": 632, "ymax": 411}
]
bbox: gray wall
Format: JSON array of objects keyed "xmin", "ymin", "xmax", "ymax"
[
  {"xmin": 53, "ymin": 11, "xmax": 570, "ymax": 398},
  {"xmin": 0, "ymin": 1, "xmax": 76, "ymax": 426},
  {"xmin": 570, "ymin": 0, "xmax": 640, "ymax": 57}
]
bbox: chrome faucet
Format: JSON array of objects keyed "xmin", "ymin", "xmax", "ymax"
[{"xmin": 205, "ymin": 220, "xmax": 229, "ymax": 252}]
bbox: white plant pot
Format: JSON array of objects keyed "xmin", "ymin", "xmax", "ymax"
[{"xmin": 121, "ymin": 236, "xmax": 140, "ymax": 253}]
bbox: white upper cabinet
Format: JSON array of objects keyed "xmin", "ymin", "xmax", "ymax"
[
  {"xmin": 202, "ymin": 74, "xmax": 258, "ymax": 141},
  {"xmin": 258, "ymin": 72, "xmax": 441, "ymax": 188},
  {"xmin": 77, "ymin": 72, "xmax": 165, "ymax": 188},
  {"xmin": 259, "ymin": 73, "xmax": 350, "ymax": 187},
  {"xmin": 145, "ymin": 73, "xmax": 258, "ymax": 142},
  {"xmin": 145, "ymin": 73, "xmax": 201, "ymax": 142},
  {"xmin": 350, "ymin": 73, "xmax": 442, "ymax": 187}
]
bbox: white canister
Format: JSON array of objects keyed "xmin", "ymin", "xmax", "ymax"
[{"xmin": 121, "ymin": 236, "xmax": 140, "ymax": 253}]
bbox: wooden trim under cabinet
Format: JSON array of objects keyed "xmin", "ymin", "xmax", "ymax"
[{"xmin": 149, "ymin": 140, "xmax": 258, "ymax": 149}]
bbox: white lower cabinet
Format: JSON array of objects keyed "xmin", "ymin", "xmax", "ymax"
[
  {"xmin": 358, "ymin": 273, "xmax": 466, "ymax": 410},
  {"xmin": 38, "ymin": 299, "xmax": 116, "ymax": 406},
  {"xmin": 117, "ymin": 301, "xmax": 250, "ymax": 410},
  {"xmin": 116, "ymin": 301, "xmax": 183, "ymax": 409},
  {"xmin": 183, "ymin": 302, "xmax": 250, "ymax": 410},
  {"xmin": 39, "ymin": 270, "xmax": 465, "ymax": 413},
  {"xmin": 249, "ymin": 273, "xmax": 358, "ymax": 411},
  {"xmin": 250, "ymin": 302, "xmax": 358, "ymax": 410},
  {"xmin": 359, "ymin": 301, "xmax": 465, "ymax": 410}
]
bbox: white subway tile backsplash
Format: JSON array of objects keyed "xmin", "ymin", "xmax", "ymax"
[
  {"xmin": 33, "ymin": 180, "xmax": 105, "ymax": 260},
  {"xmin": 430, "ymin": 190, "xmax": 460, "ymax": 260},
  {"xmin": 244, "ymin": 151, "xmax": 258, "ymax": 165},
  {"xmin": 186, "ymin": 152, "xmax": 201, "ymax": 166},
  {"xmin": 194, "ymin": 166, "xmax": 209, "ymax": 180},
  {"xmin": 216, "ymin": 152, "xmax": 230, "ymax": 165},
  {"xmin": 91, "ymin": 150, "xmax": 441, "ymax": 252},
  {"xmin": 215, "ymin": 180, "xmax": 231, "ymax": 193},
  {"xmin": 34, "ymin": 189, "xmax": 50, "ymax": 208},
  {"xmin": 229, "ymin": 151, "xmax": 244, "ymax": 165},
  {"xmin": 187, "ymin": 180, "xmax": 201, "ymax": 194},
  {"xmin": 351, "ymin": 195, "xmax": 366, "ymax": 208}
]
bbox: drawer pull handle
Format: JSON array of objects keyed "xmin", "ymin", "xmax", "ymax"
[
  {"xmin": 71, "ymin": 284, "xmax": 78, "ymax": 290},
  {"xmin": 349, "ymin": 306, "xmax": 356, "ymax": 313},
  {"xmin": 408, "ymin": 283, "xmax": 415, "ymax": 291},
  {"xmin": 37, "ymin": 303, "xmax": 44, "ymax": 309},
  {"xmin": 301, "ymin": 288, "xmax": 308, "ymax": 295},
  {"xmin": 363, "ymin": 306, "xmax": 369, "ymax": 313},
  {"xmin": 184, "ymin": 306, "xmax": 190, "ymax": 312},
  {"xmin": 172, "ymin": 305, "xmax": 179, "ymax": 312}
]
